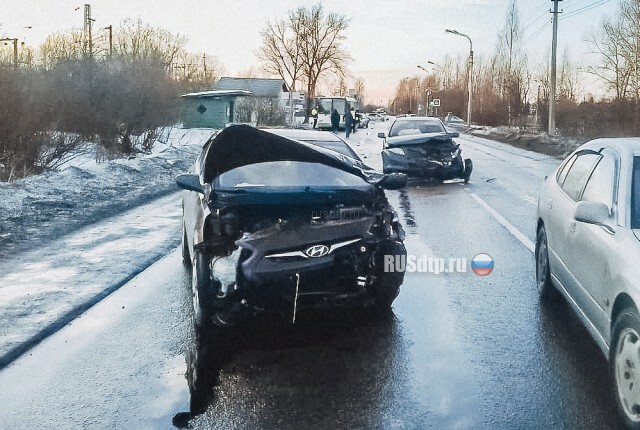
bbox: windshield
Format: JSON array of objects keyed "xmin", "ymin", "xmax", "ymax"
[
  {"xmin": 389, "ymin": 120, "xmax": 446, "ymax": 137},
  {"xmin": 317, "ymin": 98, "xmax": 347, "ymax": 114},
  {"xmin": 214, "ymin": 161, "xmax": 370, "ymax": 190}
]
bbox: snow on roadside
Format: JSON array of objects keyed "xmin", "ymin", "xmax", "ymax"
[
  {"xmin": 0, "ymin": 127, "xmax": 217, "ymax": 366},
  {"xmin": 0, "ymin": 127, "xmax": 216, "ymax": 261}
]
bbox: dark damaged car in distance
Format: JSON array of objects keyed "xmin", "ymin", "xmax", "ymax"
[
  {"xmin": 379, "ymin": 117, "xmax": 472, "ymax": 182},
  {"xmin": 176, "ymin": 125, "xmax": 408, "ymax": 331}
]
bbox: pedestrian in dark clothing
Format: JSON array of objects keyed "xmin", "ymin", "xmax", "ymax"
[
  {"xmin": 311, "ymin": 106, "xmax": 318, "ymax": 129},
  {"xmin": 344, "ymin": 110, "xmax": 353, "ymax": 138},
  {"xmin": 331, "ymin": 109, "xmax": 340, "ymax": 133},
  {"xmin": 351, "ymin": 109, "xmax": 358, "ymax": 134}
]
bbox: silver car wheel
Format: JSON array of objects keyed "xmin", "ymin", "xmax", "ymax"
[
  {"xmin": 535, "ymin": 227, "xmax": 553, "ymax": 297},
  {"xmin": 615, "ymin": 327, "xmax": 640, "ymax": 423}
]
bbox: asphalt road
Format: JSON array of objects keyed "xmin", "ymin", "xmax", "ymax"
[{"xmin": 0, "ymin": 121, "xmax": 625, "ymax": 429}]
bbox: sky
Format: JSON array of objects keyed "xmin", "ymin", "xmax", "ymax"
[{"xmin": 0, "ymin": 0, "xmax": 618, "ymax": 104}]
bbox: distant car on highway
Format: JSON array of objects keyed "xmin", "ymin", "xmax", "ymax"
[
  {"xmin": 378, "ymin": 116, "xmax": 472, "ymax": 182},
  {"xmin": 536, "ymin": 138, "xmax": 640, "ymax": 429},
  {"xmin": 444, "ymin": 113, "xmax": 465, "ymax": 129},
  {"xmin": 176, "ymin": 125, "xmax": 408, "ymax": 332},
  {"xmin": 365, "ymin": 113, "xmax": 387, "ymax": 122}
]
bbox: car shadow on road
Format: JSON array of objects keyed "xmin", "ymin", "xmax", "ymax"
[{"xmin": 174, "ymin": 306, "xmax": 398, "ymax": 428}]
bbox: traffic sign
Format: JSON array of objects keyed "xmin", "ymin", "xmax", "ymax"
[{"xmin": 432, "ymin": 99, "xmax": 441, "ymax": 107}]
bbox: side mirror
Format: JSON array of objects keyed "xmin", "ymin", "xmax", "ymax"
[
  {"xmin": 449, "ymin": 132, "xmax": 460, "ymax": 138},
  {"xmin": 379, "ymin": 173, "xmax": 407, "ymax": 190},
  {"xmin": 377, "ymin": 132, "xmax": 386, "ymax": 139},
  {"xmin": 176, "ymin": 174, "xmax": 203, "ymax": 194},
  {"xmin": 574, "ymin": 201, "xmax": 609, "ymax": 226}
]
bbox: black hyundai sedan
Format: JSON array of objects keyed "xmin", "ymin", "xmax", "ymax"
[{"xmin": 176, "ymin": 125, "xmax": 407, "ymax": 331}]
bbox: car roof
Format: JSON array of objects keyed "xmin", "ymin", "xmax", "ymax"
[
  {"xmin": 266, "ymin": 128, "xmax": 344, "ymax": 142},
  {"xmin": 580, "ymin": 138, "xmax": 640, "ymax": 158},
  {"xmin": 262, "ymin": 128, "xmax": 361, "ymax": 160}
]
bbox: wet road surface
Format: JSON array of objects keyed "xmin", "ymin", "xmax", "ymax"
[{"xmin": 0, "ymin": 121, "xmax": 625, "ymax": 429}]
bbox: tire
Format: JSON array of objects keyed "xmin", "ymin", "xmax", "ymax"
[
  {"xmin": 192, "ymin": 249, "xmax": 215, "ymax": 332},
  {"xmin": 611, "ymin": 308, "xmax": 640, "ymax": 429},
  {"xmin": 181, "ymin": 224, "xmax": 192, "ymax": 268},
  {"xmin": 463, "ymin": 158, "xmax": 473, "ymax": 183},
  {"xmin": 535, "ymin": 226, "xmax": 556, "ymax": 300}
]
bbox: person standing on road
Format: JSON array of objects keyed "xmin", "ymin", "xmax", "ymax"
[
  {"xmin": 344, "ymin": 109, "xmax": 353, "ymax": 138},
  {"xmin": 351, "ymin": 108, "xmax": 358, "ymax": 134},
  {"xmin": 331, "ymin": 109, "xmax": 340, "ymax": 133},
  {"xmin": 311, "ymin": 106, "xmax": 318, "ymax": 129}
]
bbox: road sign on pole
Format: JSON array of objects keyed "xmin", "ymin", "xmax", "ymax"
[{"xmin": 432, "ymin": 99, "xmax": 441, "ymax": 107}]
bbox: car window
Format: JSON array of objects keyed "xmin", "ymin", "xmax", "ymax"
[
  {"xmin": 556, "ymin": 153, "xmax": 577, "ymax": 186},
  {"xmin": 581, "ymin": 149, "xmax": 618, "ymax": 209},
  {"xmin": 632, "ymin": 157, "xmax": 640, "ymax": 229},
  {"xmin": 561, "ymin": 152, "xmax": 601, "ymax": 201},
  {"xmin": 214, "ymin": 161, "xmax": 369, "ymax": 189}
]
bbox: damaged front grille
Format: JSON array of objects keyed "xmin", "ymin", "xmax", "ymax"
[{"xmin": 264, "ymin": 238, "xmax": 362, "ymax": 260}]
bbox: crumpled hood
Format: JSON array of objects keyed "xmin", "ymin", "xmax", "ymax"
[
  {"xmin": 386, "ymin": 132, "xmax": 457, "ymax": 148},
  {"xmin": 201, "ymin": 125, "xmax": 383, "ymax": 184}
]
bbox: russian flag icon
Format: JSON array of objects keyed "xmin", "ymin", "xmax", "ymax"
[{"xmin": 472, "ymin": 254, "xmax": 494, "ymax": 276}]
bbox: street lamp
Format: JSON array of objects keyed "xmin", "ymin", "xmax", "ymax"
[{"xmin": 446, "ymin": 29, "xmax": 473, "ymax": 126}]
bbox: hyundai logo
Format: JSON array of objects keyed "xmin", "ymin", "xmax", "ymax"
[{"xmin": 305, "ymin": 244, "xmax": 330, "ymax": 258}]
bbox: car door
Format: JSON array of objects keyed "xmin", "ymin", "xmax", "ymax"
[
  {"xmin": 569, "ymin": 148, "xmax": 620, "ymax": 338},
  {"xmin": 544, "ymin": 150, "xmax": 601, "ymax": 311}
]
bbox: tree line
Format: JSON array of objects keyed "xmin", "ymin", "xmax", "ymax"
[
  {"xmin": 391, "ymin": 0, "xmax": 640, "ymax": 138},
  {"xmin": 0, "ymin": 19, "xmax": 223, "ymax": 181}
]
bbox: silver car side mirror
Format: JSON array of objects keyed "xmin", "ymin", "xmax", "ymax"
[{"xmin": 574, "ymin": 201, "xmax": 610, "ymax": 226}]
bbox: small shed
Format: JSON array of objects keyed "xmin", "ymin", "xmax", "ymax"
[{"xmin": 181, "ymin": 89, "xmax": 253, "ymax": 129}]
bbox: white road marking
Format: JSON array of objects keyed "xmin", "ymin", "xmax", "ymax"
[{"xmin": 468, "ymin": 192, "xmax": 535, "ymax": 253}]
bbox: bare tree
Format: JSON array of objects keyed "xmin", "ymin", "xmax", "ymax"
[
  {"xmin": 39, "ymin": 31, "xmax": 84, "ymax": 70},
  {"xmin": 115, "ymin": 19, "xmax": 186, "ymax": 70},
  {"xmin": 493, "ymin": 0, "xmax": 528, "ymax": 124},
  {"xmin": 258, "ymin": 18, "xmax": 304, "ymax": 91},
  {"xmin": 295, "ymin": 4, "xmax": 351, "ymax": 116},
  {"xmin": 588, "ymin": 15, "xmax": 632, "ymax": 100},
  {"xmin": 353, "ymin": 77, "xmax": 366, "ymax": 105},
  {"xmin": 559, "ymin": 49, "xmax": 580, "ymax": 102}
]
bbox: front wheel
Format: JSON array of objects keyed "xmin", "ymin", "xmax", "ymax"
[
  {"xmin": 612, "ymin": 308, "xmax": 640, "ymax": 429},
  {"xmin": 192, "ymin": 250, "xmax": 215, "ymax": 332},
  {"xmin": 535, "ymin": 226, "xmax": 557, "ymax": 300}
]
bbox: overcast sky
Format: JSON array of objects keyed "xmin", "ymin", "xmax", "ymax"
[{"xmin": 1, "ymin": 0, "xmax": 617, "ymax": 103}]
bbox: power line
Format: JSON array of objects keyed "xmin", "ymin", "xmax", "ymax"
[
  {"xmin": 561, "ymin": 0, "xmax": 611, "ymax": 20},
  {"xmin": 522, "ymin": 19, "xmax": 552, "ymax": 47},
  {"xmin": 521, "ymin": 8, "xmax": 551, "ymax": 33}
]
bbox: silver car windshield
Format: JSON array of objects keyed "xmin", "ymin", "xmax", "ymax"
[
  {"xmin": 213, "ymin": 161, "xmax": 369, "ymax": 189},
  {"xmin": 389, "ymin": 120, "xmax": 445, "ymax": 137}
]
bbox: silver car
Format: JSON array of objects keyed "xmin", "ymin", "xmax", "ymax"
[{"xmin": 536, "ymin": 138, "xmax": 640, "ymax": 429}]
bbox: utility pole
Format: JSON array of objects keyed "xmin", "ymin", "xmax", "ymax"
[
  {"xmin": 83, "ymin": 4, "xmax": 93, "ymax": 60},
  {"xmin": 548, "ymin": 0, "xmax": 562, "ymax": 136},
  {"xmin": 105, "ymin": 25, "xmax": 112, "ymax": 57}
]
